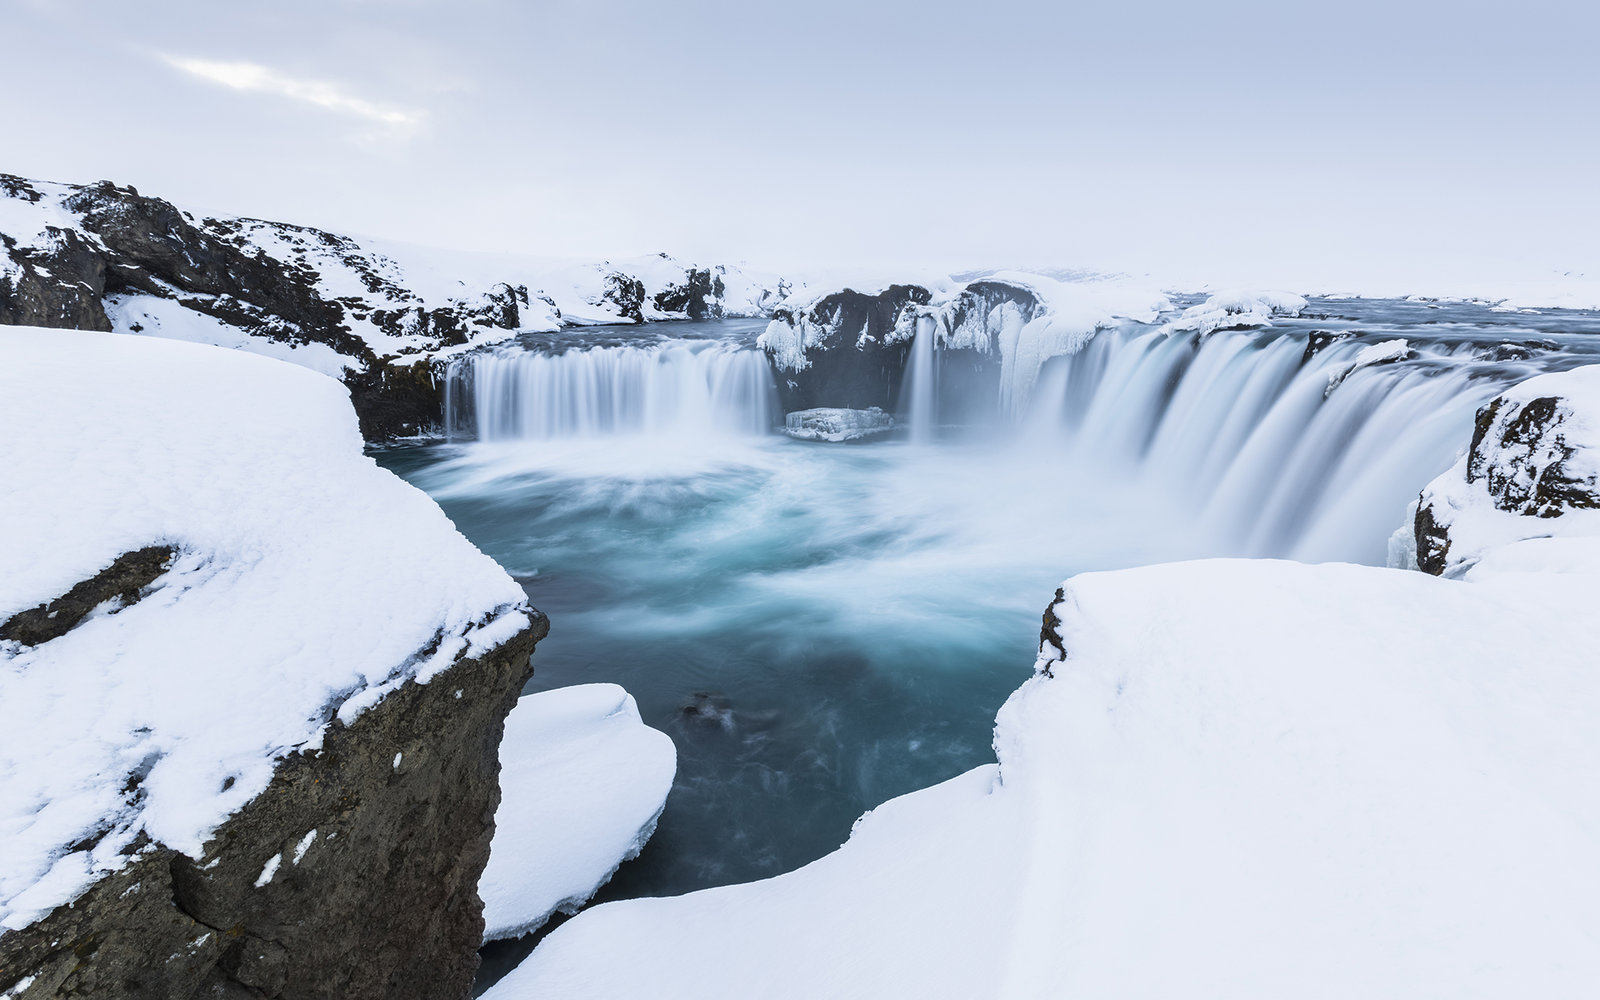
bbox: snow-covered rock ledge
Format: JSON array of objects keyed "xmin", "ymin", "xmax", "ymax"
[
  {"xmin": 756, "ymin": 274, "xmax": 1168, "ymax": 418},
  {"xmin": 0, "ymin": 329, "xmax": 548, "ymax": 999},
  {"xmin": 1411, "ymin": 364, "xmax": 1600, "ymax": 576}
]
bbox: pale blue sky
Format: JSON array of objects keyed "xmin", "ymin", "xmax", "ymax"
[{"xmin": 3, "ymin": 0, "xmax": 1595, "ymax": 288}]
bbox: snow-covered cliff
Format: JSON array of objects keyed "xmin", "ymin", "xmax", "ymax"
[
  {"xmin": 0, "ymin": 328, "xmax": 545, "ymax": 998},
  {"xmin": 0, "ymin": 174, "xmax": 784, "ymax": 438}
]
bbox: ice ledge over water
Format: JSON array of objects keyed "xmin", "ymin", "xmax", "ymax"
[
  {"xmin": 0, "ymin": 328, "xmax": 530, "ymax": 930},
  {"xmin": 481, "ymin": 684, "xmax": 676, "ymax": 941},
  {"xmin": 490, "ymin": 548, "xmax": 1600, "ymax": 996}
]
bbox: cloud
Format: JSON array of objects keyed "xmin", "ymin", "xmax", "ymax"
[{"xmin": 162, "ymin": 55, "xmax": 423, "ymax": 128}]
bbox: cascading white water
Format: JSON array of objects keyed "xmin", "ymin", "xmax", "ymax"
[
  {"xmin": 902, "ymin": 316, "xmax": 939, "ymax": 444},
  {"xmin": 450, "ymin": 341, "xmax": 778, "ymax": 441},
  {"xmin": 447, "ymin": 323, "xmax": 1573, "ymax": 564},
  {"xmin": 1019, "ymin": 328, "xmax": 1529, "ymax": 564}
]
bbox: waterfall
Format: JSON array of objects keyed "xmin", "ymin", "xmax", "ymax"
[
  {"xmin": 445, "ymin": 322, "xmax": 1589, "ymax": 564},
  {"xmin": 901, "ymin": 316, "xmax": 938, "ymax": 444},
  {"xmin": 1017, "ymin": 328, "xmax": 1558, "ymax": 564},
  {"xmin": 447, "ymin": 341, "xmax": 778, "ymax": 442}
]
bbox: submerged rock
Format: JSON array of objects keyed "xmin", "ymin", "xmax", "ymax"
[{"xmin": 783, "ymin": 407, "xmax": 896, "ymax": 442}]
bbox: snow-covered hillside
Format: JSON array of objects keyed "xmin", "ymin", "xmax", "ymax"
[
  {"xmin": 0, "ymin": 327, "xmax": 532, "ymax": 931},
  {"xmin": 0, "ymin": 174, "xmax": 787, "ymax": 437}
]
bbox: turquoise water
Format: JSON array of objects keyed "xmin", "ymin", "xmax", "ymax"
[{"xmin": 376, "ymin": 302, "xmax": 1600, "ymax": 938}]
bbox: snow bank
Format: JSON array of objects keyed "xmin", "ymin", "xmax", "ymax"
[
  {"xmin": 481, "ymin": 684, "xmax": 675, "ymax": 941},
  {"xmin": 1163, "ymin": 289, "xmax": 1308, "ymax": 336},
  {"xmin": 490, "ymin": 555, "xmax": 1600, "ymax": 999},
  {"xmin": 0, "ymin": 328, "xmax": 529, "ymax": 930}
]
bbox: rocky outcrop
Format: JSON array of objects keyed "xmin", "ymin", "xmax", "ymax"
[
  {"xmin": 760, "ymin": 285, "xmax": 932, "ymax": 413},
  {"xmin": 653, "ymin": 267, "xmax": 727, "ymax": 321},
  {"xmin": 1, "ymin": 174, "xmax": 785, "ymax": 441},
  {"xmin": 0, "ymin": 598, "xmax": 547, "ymax": 1000},
  {"xmin": 1413, "ymin": 366, "xmax": 1600, "ymax": 575},
  {"xmin": 756, "ymin": 278, "xmax": 1059, "ymax": 420}
]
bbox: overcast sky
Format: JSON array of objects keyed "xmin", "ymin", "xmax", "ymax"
[{"xmin": 4, "ymin": 0, "xmax": 1596, "ymax": 289}]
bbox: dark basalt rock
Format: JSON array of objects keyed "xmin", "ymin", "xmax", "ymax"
[
  {"xmin": 1466, "ymin": 395, "xmax": 1599, "ymax": 517},
  {"xmin": 763, "ymin": 281, "xmax": 1038, "ymax": 420},
  {"xmin": 0, "ymin": 604, "xmax": 549, "ymax": 1000},
  {"xmin": 0, "ymin": 174, "xmax": 536, "ymax": 441},
  {"xmin": 601, "ymin": 273, "xmax": 647, "ymax": 323},
  {"xmin": 653, "ymin": 267, "xmax": 727, "ymax": 321},
  {"xmin": 1415, "ymin": 386, "xmax": 1600, "ymax": 575},
  {"xmin": 764, "ymin": 285, "xmax": 932, "ymax": 413},
  {"xmin": 1413, "ymin": 500, "xmax": 1453, "ymax": 577},
  {"xmin": 0, "ymin": 546, "xmax": 176, "ymax": 646},
  {"xmin": 1302, "ymin": 330, "xmax": 1355, "ymax": 364}
]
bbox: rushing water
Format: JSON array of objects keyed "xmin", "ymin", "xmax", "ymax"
[{"xmin": 376, "ymin": 302, "xmax": 1600, "ymax": 974}]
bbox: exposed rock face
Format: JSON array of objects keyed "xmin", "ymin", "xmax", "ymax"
[
  {"xmin": 0, "ymin": 545, "xmax": 175, "ymax": 645},
  {"xmin": 653, "ymin": 267, "xmax": 728, "ymax": 321},
  {"xmin": 758, "ymin": 280, "xmax": 1046, "ymax": 418},
  {"xmin": 1414, "ymin": 367, "xmax": 1600, "ymax": 575},
  {"xmin": 0, "ymin": 600, "xmax": 548, "ymax": 1000},
  {"xmin": 761, "ymin": 285, "xmax": 932, "ymax": 413}
]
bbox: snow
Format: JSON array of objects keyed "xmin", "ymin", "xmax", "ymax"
[
  {"xmin": 105, "ymin": 293, "xmax": 353, "ymax": 377},
  {"xmin": 1325, "ymin": 338, "xmax": 1411, "ymax": 395},
  {"xmin": 1412, "ymin": 364, "xmax": 1600, "ymax": 578},
  {"xmin": 1162, "ymin": 289, "xmax": 1308, "ymax": 336},
  {"xmin": 0, "ymin": 175, "xmax": 790, "ymax": 387},
  {"xmin": 490, "ymin": 553, "xmax": 1600, "ymax": 999},
  {"xmin": 291, "ymin": 829, "xmax": 317, "ymax": 865},
  {"xmin": 479, "ymin": 684, "xmax": 675, "ymax": 942},
  {"xmin": 253, "ymin": 854, "xmax": 281, "ymax": 889},
  {"xmin": 0, "ymin": 327, "xmax": 529, "ymax": 930},
  {"xmin": 782, "ymin": 407, "xmax": 896, "ymax": 442}
]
